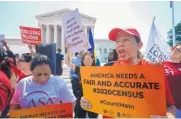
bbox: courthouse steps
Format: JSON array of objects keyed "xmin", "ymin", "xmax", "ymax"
[{"xmin": 60, "ymin": 64, "xmax": 72, "ymax": 89}]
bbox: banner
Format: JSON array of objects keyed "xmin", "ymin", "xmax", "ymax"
[
  {"xmin": 81, "ymin": 65, "xmax": 166, "ymax": 118},
  {"xmin": 9, "ymin": 103, "xmax": 73, "ymax": 118},
  {"xmin": 36, "ymin": 43, "xmax": 56, "ymax": 75},
  {"xmin": 19, "ymin": 26, "xmax": 42, "ymax": 45},
  {"xmin": 144, "ymin": 19, "xmax": 171, "ymax": 63},
  {"xmin": 88, "ymin": 27, "xmax": 95, "ymax": 54},
  {"xmin": 62, "ymin": 8, "xmax": 90, "ymax": 53}
]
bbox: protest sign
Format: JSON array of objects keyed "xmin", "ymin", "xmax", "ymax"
[
  {"xmin": 19, "ymin": 26, "xmax": 42, "ymax": 45},
  {"xmin": 9, "ymin": 103, "xmax": 73, "ymax": 118},
  {"xmin": 62, "ymin": 8, "xmax": 90, "ymax": 53},
  {"xmin": 0, "ymin": 34, "xmax": 5, "ymax": 41},
  {"xmin": 81, "ymin": 65, "xmax": 166, "ymax": 118}
]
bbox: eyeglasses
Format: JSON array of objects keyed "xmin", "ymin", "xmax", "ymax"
[{"xmin": 18, "ymin": 59, "xmax": 27, "ymax": 62}]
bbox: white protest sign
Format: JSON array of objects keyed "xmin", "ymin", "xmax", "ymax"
[
  {"xmin": 62, "ymin": 8, "xmax": 90, "ymax": 53},
  {"xmin": 144, "ymin": 21, "xmax": 171, "ymax": 63},
  {"xmin": 0, "ymin": 34, "xmax": 5, "ymax": 41}
]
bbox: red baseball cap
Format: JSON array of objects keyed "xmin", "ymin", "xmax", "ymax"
[{"xmin": 108, "ymin": 28, "xmax": 141, "ymax": 42}]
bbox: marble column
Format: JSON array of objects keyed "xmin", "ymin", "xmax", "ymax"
[
  {"xmin": 43, "ymin": 25, "xmax": 47, "ymax": 44},
  {"xmin": 50, "ymin": 25, "xmax": 54, "ymax": 43},
  {"xmin": 57, "ymin": 25, "xmax": 61, "ymax": 49},
  {"xmin": 54, "ymin": 25, "xmax": 58, "ymax": 49},
  {"xmin": 40, "ymin": 25, "xmax": 44, "ymax": 44},
  {"xmin": 46, "ymin": 25, "xmax": 51, "ymax": 44},
  {"xmin": 61, "ymin": 27, "xmax": 65, "ymax": 54}
]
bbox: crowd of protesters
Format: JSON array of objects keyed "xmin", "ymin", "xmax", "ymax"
[{"xmin": 0, "ymin": 27, "xmax": 181, "ymax": 118}]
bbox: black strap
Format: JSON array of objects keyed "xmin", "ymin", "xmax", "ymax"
[{"xmin": 104, "ymin": 61, "xmax": 115, "ymax": 66}]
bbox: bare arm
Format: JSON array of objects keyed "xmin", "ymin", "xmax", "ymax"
[
  {"xmin": 2, "ymin": 41, "xmax": 10, "ymax": 51},
  {"xmin": 10, "ymin": 71, "xmax": 18, "ymax": 89},
  {"xmin": 28, "ymin": 44, "xmax": 36, "ymax": 57},
  {"xmin": 72, "ymin": 101, "xmax": 76, "ymax": 112},
  {"xmin": 61, "ymin": 60, "xmax": 63, "ymax": 69},
  {"xmin": 4, "ymin": 45, "xmax": 10, "ymax": 51},
  {"xmin": 65, "ymin": 51, "xmax": 76, "ymax": 71},
  {"xmin": 166, "ymin": 105, "xmax": 176, "ymax": 118}
]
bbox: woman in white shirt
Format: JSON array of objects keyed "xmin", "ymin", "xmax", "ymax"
[{"xmin": 10, "ymin": 54, "xmax": 76, "ymax": 110}]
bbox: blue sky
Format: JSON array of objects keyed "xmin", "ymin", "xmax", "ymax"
[{"xmin": 0, "ymin": 1, "xmax": 181, "ymax": 50}]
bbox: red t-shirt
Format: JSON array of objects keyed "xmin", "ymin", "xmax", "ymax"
[
  {"xmin": 163, "ymin": 61, "xmax": 181, "ymax": 109},
  {"xmin": 103, "ymin": 60, "xmax": 175, "ymax": 118},
  {"xmin": 11, "ymin": 65, "xmax": 31, "ymax": 83},
  {"xmin": 0, "ymin": 71, "xmax": 14, "ymax": 111}
]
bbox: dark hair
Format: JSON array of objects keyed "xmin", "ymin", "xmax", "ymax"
[
  {"xmin": 21, "ymin": 53, "xmax": 32, "ymax": 62},
  {"xmin": 134, "ymin": 36, "xmax": 143, "ymax": 59},
  {"xmin": 6, "ymin": 50, "xmax": 16, "ymax": 65},
  {"xmin": 134, "ymin": 36, "xmax": 141, "ymax": 44},
  {"xmin": 0, "ymin": 46, "xmax": 12, "ymax": 79},
  {"xmin": 57, "ymin": 48, "xmax": 62, "ymax": 53},
  {"xmin": 15, "ymin": 54, "xmax": 19, "ymax": 58},
  {"xmin": 6, "ymin": 51, "xmax": 16, "ymax": 58},
  {"xmin": 108, "ymin": 49, "xmax": 118, "ymax": 62},
  {"xmin": 81, "ymin": 51, "xmax": 95, "ymax": 66},
  {"xmin": 137, "ymin": 51, "xmax": 143, "ymax": 59},
  {"xmin": 30, "ymin": 54, "xmax": 52, "ymax": 72}
]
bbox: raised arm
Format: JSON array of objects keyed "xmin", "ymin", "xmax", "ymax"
[
  {"xmin": 65, "ymin": 51, "xmax": 76, "ymax": 71},
  {"xmin": 2, "ymin": 40, "xmax": 10, "ymax": 51},
  {"xmin": 166, "ymin": 105, "xmax": 176, "ymax": 118},
  {"xmin": 27, "ymin": 44, "xmax": 36, "ymax": 57}
]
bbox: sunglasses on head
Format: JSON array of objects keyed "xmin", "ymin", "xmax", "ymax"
[{"xmin": 18, "ymin": 59, "xmax": 27, "ymax": 62}]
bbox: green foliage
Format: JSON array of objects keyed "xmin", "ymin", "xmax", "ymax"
[{"xmin": 167, "ymin": 21, "xmax": 181, "ymax": 47}]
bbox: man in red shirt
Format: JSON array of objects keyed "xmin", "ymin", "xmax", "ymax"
[{"xmin": 80, "ymin": 28, "xmax": 176, "ymax": 118}]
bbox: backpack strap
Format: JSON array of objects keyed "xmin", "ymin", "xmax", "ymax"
[{"xmin": 104, "ymin": 61, "xmax": 115, "ymax": 66}]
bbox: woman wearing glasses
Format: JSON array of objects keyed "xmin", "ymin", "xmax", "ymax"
[
  {"xmin": 12, "ymin": 44, "xmax": 36, "ymax": 83},
  {"xmin": 12, "ymin": 53, "xmax": 32, "ymax": 83}
]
